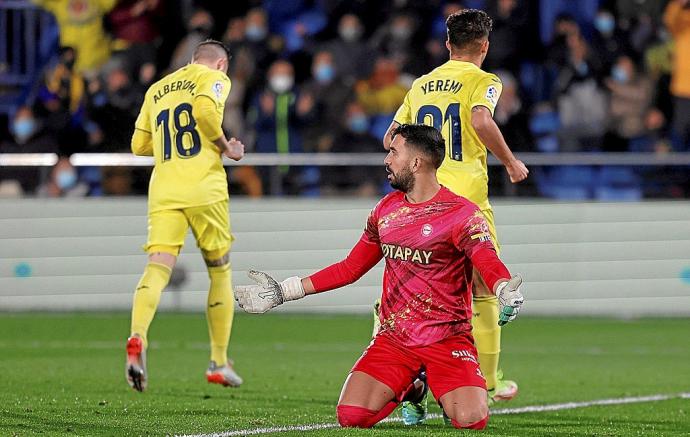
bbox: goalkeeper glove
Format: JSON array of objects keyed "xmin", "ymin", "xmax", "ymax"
[
  {"xmin": 495, "ymin": 274, "xmax": 524, "ymax": 326},
  {"xmin": 234, "ymin": 270, "xmax": 305, "ymax": 314}
]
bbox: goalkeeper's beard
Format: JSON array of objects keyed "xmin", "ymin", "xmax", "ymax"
[{"xmin": 388, "ymin": 165, "xmax": 415, "ymax": 193}]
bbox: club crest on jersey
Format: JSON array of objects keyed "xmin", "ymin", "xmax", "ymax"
[
  {"xmin": 485, "ymin": 85, "xmax": 498, "ymax": 106},
  {"xmin": 421, "ymin": 224, "xmax": 433, "ymax": 237},
  {"xmin": 213, "ymin": 81, "xmax": 224, "ymax": 99}
]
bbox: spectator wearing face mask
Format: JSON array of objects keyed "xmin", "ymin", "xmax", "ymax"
[
  {"xmin": 590, "ymin": 7, "xmax": 633, "ymax": 76},
  {"xmin": 603, "ymin": 54, "xmax": 654, "ymax": 152},
  {"xmin": 0, "ymin": 107, "xmax": 59, "ymax": 194},
  {"xmin": 168, "ymin": 9, "xmax": 214, "ymax": 72},
  {"xmin": 321, "ymin": 14, "xmax": 376, "ymax": 83},
  {"xmin": 322, "ymin": 101, "xmax": 384, "ymax": 196},
  {"xmin": 301, "ymin": 50, "xmax": 353, "ymax": 153},
  {"xmin": 3, "ymin": 107, "xmax": 58, "ymax": 153},
  {"xmin": 248, "ymin": 60, "xmax": 315, "ymax": 194},
  {"xmin": 37, "ymin": 157, "xmax": 90, "ymax": 198}
]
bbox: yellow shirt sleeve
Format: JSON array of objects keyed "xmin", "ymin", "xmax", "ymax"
[
  {"xmin": 132, "ymin": 94, "xmax": 154, "ymax": 156},
  {"xmin": 470, "ymin": 74, "xmax": 502, "ymax": 116},
  {"xmin": 393, "ymin": 89, "xmax": 413, "ymax": 125},
  {"xmin": 192, "ymin": 70, "xmax": 231, "ymax": 143}
]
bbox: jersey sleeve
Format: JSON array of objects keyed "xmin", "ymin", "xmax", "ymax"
[
  {"xmin": 393, "ymin": 89, "xmax": 413, "ymax": 125},
  {"xmin": 132, "ymin": 93, "xmax": 154, "ymax": 156},
  {"xmin": 453, "ymin": 208, "xmax": 510, "ymax": 290},
  {"xmin": 195, "ymin": 70, "xmax": 232, "ymax": 111},
  {"xmin": 469, "ymin": 74, "xmax": 502, "ymax": 116}
]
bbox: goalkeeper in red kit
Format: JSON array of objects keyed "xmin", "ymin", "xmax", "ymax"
[{"xmin": 235, "ymin": 124, "xmax": 524, "ymax": 430}]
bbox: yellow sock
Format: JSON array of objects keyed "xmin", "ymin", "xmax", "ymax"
[
  {"xmin": 207, "ymin": 263, "xmax": 234, "ymax": 365},
  {"xmin": 472, "ymin": 295, "xmax": 501, "ymax": 391},
  {"xmin": 130, "ymin": 262, "xmax": 172, "ymax": 348}
]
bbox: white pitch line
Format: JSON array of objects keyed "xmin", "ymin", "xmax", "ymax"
[{"xmin": 178, "ymin": 392, "xmax": 690, "ymax": 437}]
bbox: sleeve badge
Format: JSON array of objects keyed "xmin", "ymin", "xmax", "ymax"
[
  {"xmin": 485, "ymin": 85, "xmax": 498, "ymax": 106},
  {"xmin": 212, "ymin": 80, "xmax": 224, "ymax": 99}
]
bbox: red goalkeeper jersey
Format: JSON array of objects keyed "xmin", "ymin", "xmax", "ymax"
[{"xmin": 309, "ymin": 186, "xmax": 510, "ymax": 347}]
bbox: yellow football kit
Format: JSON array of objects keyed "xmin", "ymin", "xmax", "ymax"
[
  {"xmin": 393, "ymin": 60, "xmax": 507, "ymax": 393},
  {"xmin": 133, "ymin": 63, "xmax": 232, "ymax": 255},
  {"xmin": 129, "ymin": 63, "xmax": 238, "ymax": 369},
  {"xmin": 393, "ymin": 60, "xmax": 502, "ymax": 248}
]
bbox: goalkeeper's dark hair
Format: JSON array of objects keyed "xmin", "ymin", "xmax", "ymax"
[
  {"xmin": 446, "ymin": 9, "xmax": 492, "ymax": 53},
  {"xmin": 193, "ymin": 39, "xmax": 231, "ymax": 62},
  {"xmin": 392, "ymin": 124, "xmax": 445, "ymax": 169}
]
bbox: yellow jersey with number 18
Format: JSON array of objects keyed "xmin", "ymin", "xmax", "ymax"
[
  {"xmin": 393, "ymin": 60, "xmax": 502, "ymax": 210},
  {"xmin": 134, "ymin": 63, "xmax": 231, "ymax": 213}
]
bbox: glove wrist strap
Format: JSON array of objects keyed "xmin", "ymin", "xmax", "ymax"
[{"xmin": 281, "ymin": 276, "xmax": 305, "ymax": 301}]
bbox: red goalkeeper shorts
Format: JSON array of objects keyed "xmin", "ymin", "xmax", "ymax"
[{"xmin": 351, "ymin": 332, "xmax": 486, "ymax": 401}]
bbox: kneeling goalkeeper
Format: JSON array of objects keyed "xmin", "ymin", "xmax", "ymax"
[{"xmin": 235, "ymin": 124, "xmax": 524, "ymax": 429}]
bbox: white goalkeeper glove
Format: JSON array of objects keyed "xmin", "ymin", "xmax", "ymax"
[
  {"xmin": 495, "ymin": 274, "xmax": 524, "ymax": 326},
  {"xmin": 234, "ymin": 270, "xmax": 305, "ymax": 314}
]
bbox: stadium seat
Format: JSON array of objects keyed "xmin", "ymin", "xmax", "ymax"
[
  {"xmin": 594, "ymin": 187, "xmax": 643, "ymax": 201},
  {"xmin": 537, "ymin": 166, "xmax": 595, "ymax": 200},
  {"xmin": 536, "ymin": 135, "xmax": 559, "ymax": 153},
  {"xmin": 596, "ymin": 167, "xmax": 639, "ymax": 187},
  {"xmin": 529, "ymin": 110, "xmax": 560, "ymax": 136},
  {"xmin": 369, "ymin": 114, "xmax": 394, "ymax": 141}
]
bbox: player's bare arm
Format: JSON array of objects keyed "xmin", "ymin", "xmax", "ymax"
[
  {"xmin": 471, "ymin": 105, "xmax": 528, "ymax": 183},
  {"xmin": 382, "ymin": 120, "xmax": 401, "ymax": 150}
]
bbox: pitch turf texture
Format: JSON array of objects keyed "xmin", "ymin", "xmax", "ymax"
[{"xmin": 1, "ymin": 314, "xmax": 688, "ymax": 436}]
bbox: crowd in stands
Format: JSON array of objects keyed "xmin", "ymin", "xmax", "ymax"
[{"xmin": 1, "ymin": 0, "xmax": 689, "ymax": 198}]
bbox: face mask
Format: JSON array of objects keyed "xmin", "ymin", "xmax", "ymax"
[
  {"xmin": 612, "ymin": 65, "xmax": 629, "ymax": 83},
  {"xmin": 595, "ymin": 14, "xmax": 615, "ymax": 35},
  {"xmin": 245, "ymin": 24, "xmax": 267, "ymax": 41},
  {"xmin": 269, "ymin": 75, "xmax": 294, "ymax": 94},
  {"xmin": 348, "ymin": 115, "xmax": 369, "ymax": 133},
  {"xmin": 56, "ymin": 170, "xmax": 77, "ymax": 190},
  {"xmin": 315, "ymin": 64, "xmax": 334, "ymax": 83},
  {"xmin": 12, "ymin": 118, "xmax": 36, "ymax": 143},
  {"xmin": 391, "ymin": 25, "xmax": 412, "ymax": 40},
  {"xmin": 339, "ymin": 26, "xmax": 361, "ymax": 42}
]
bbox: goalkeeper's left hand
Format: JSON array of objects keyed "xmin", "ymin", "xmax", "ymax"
[
  {"xmin": 234, "ymin": 270, "xmax": 305, "ymax": 314},
  {"xmin": 495, "ymin": 274, "xmax": 524, "ymax": 326}
]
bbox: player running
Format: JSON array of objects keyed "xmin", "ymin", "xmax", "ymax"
[
  {"xmin": 235, "ymin": 124, "xmax": 524, "ymax": 430},
  {"xmin": 125, "ymin": 39, "xmax": 245, "ymax": 392},
  {"xmin": 382, "ymin": 9, "xmax": 529, "ymax": 420}
]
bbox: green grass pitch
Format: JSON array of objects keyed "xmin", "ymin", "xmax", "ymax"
[{"xmin": 1, "ymin": 313, "xmax": 689, "ymax": 436}]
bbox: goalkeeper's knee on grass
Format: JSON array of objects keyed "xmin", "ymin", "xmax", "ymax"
[{"xmin": 336, "ymin": 402, "xmax": 398, "ymax": 428}]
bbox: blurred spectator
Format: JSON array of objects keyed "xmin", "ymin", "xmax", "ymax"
[
  {"xmin": 356, "ymin": 57, "xmax": 409, "ymax": 116},
  {"xmin": 107, "ymin": 0, "xmax": 163, "ymax": 69},
  {"xmin": 553, "ymin": 30, "xmax": 607, "ymax": 151},
  {"xmin": 301, "ymin": 50, "xmax": 352, "ymax": 153},
  {"xmin": 590, "ymin": 7, "xmax": 632, "ymax": 74},
  {"xmin": 493, "ymin": 71, "xmax": 534, "ymax": 152},
  {"xmin": 37, "ymin": 157, "xmax": 89, "ymax": 197},
  {"xmin": 320, "ymin": 14, "xmax": 375, "ymax": 83},
  {"xmin": 168, "ymin": 9, "xmax": 214, "ymax": 72},
  {"xmin": 2, "ymin": 107, "xmax": 58, "ymax": 154},
  {"xmin": 370, "ymin": 11, "xmax": 428, "ymax": 77},
  {"xmin": 664, "ymin": 0, "xmax": 690, "ymax": 149},
  {"xmin": 603, "ymin": 54, "xmax": 654, "ymax": 151},
  {"xmin": 322, "ymin": 101, "xmax": 383, "ymax": 196},
  {"xmin": 248, "ymin": 60, "xmax": 315, "ymax": 194},
  {"xmin": 36, "ymin": 47, "xmax": 89, "ymax": 155},
  {"xmin": 484, "ymin": 0, "xmax": 529, "ymax": 74},
  {"xmin": 32, "ymin": 0, "xmax": 116, "ymax": 75}
]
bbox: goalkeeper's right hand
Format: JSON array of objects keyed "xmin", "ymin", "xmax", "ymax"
[{"xmin": 234, "ymin": 270, "xmax": 305, "ymax": 314}]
